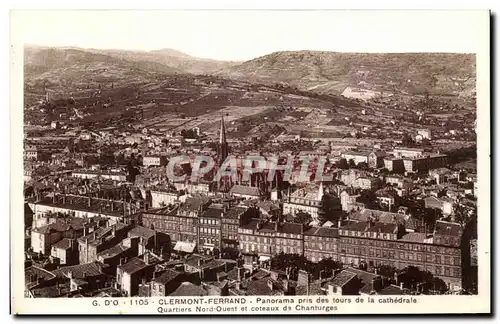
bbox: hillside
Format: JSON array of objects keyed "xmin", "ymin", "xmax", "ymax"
[
  {"xmin": 86, "ymin": 48, "xmax": 240, "ymax": 75},
  {"xmin": 216, "ymin": 51, "xmax": 476, "ymax": 97},
  {"xmin": 23, "ymin": 46, "xmax": 364, "ymax": 137},
  {"xmin": 24, "ymin": 46, "xmax": 181, "ymax": 93}
]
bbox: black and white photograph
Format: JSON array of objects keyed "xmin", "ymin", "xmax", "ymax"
[{"xmin": 10, "ymin": 9, "xmax": 490, "ymax": 315}]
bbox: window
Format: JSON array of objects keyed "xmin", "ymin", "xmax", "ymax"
[{"xmin": 435, "ymin": 255, "xmax": 441, "ymax": 264}]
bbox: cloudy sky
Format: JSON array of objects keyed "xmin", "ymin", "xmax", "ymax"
[{"xmin": 11, "ymin": 10, "xmax": 486, "ymax": 61}]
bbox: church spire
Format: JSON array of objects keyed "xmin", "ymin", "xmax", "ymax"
[
  {"xmin": 219, "ymin": 117, "xmax": 227, "ymax": 144},
  {"xmin": 217, "ymin": 116, "xmax": 229, "ymax": 169}
]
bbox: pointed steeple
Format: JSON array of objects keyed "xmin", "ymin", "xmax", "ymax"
[
  {"xmin": 216, "ymin": 116, "xmax": 230, "ymax": 187},
  {"xmin": 219, "ymin": 117, "xmax": 227, "ymax": 144}
]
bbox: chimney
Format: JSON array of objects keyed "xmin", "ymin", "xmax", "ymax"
[
  {"xmin": 283, "ymin": 279, "xmax": 289, "ymax": 294},
  {"xmin": 372, "ymin": 277, "xmax": 383, "ymax": 291},
  {"xmin": 400, "ymin": 282, "xmax": 404, "ymax": 290},
  {"xmin": 53, "ymin": 194, "xmax": 57, "ymax": 204},
  {"xmin": 62, "ymin": 195, "xmax": 66, "ymax": 204},
  {"xmin": 144, "ymin": 252, "xmax": 150, "ymax": 265},
  {"xmin": 267, "ymin": 279, "xmax": 274, "ymax": 291},
  {"xmin": 274, "ymin": 222, "xmax": 278, "ymax": 231},
  {"xmin": 337, "ymin": 219, "xmax": 342, "ymax": 228},
  {"xmin": 111, "ymin": 202, "xmax": 114, "ymax": 212},
  {"xmin": 87, "ymin": 197, "xmax": 91, "ymax": 207},
  {"xmin": 237, "ymin": 267, "xmax": 245, "ymax": 282},
  {"xmin": 111, "ymin": 224, "xmax": 116, "ymax": 237}
]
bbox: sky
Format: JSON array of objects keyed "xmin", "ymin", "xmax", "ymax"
[{"xmin": 11, "ymin": 10, "xmax": 487, "ymax": 61}]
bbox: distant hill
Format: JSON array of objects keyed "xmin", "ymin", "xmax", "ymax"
[
  {"xmin": 85, "ymin": 48, "xmax": 240, "ymax": 75},
  {"xmin": 24, "ymin": 46, "xmax": 180, "ymax": 91},
  {"xmin": 216, "ymin": 51, "xmax": 476, "ymax": 97}
]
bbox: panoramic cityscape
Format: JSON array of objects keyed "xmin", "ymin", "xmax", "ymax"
[{"xmin": 22, "ymin": 42, "xmax": 478, "ymax": 299}]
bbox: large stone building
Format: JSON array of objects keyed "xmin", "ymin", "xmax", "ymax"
[{"xmin": 283, "ymin": 184, "xmax": 324, "ymax": 219}]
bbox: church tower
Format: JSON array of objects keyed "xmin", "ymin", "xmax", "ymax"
[{"xmin": 217, "ymin": 117, "xmax": 229, "ymax": 167}]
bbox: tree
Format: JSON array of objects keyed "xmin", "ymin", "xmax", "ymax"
[
  {"xmin": 348, "ymin": 159, "xmax": 356, "ymax": 168},
  {"xmin": 400, "ymin": 266, "xmax": 449, "ymax": 294},
  {"xmin": 453, "ymin": 203, "xmax": 470, "ymax": 226},
  {"xmin": 378, "ymin": 265, "xmax": 397, "ymax": 279},
  {"xmin": 357, "ymin": 162, "xmax": 369, "ymax": 170},
  {"xmin": 270, "ymin": 253, "xmax": 313, "ymax": 274},
  {"xmin": 402, "ymin": 133, "xmax": 415, "ymax": 147},
  {"xmin": 293, "ymin": 211, "xmax": 312, "ymax": 224},
  {"xmin": 314, "ymin": 257, "xmax": 342, "ymax": 279},
  {"xmin": 335, "ymin": 159, "xmax": 349, "ymax": 170},
  {"xmin": 356, "ymin": 190, "xmax": 378, "ymax": 209},
  {"xmin": 319, "ymin": 194, "xmax": 342, "ymax": 223}
]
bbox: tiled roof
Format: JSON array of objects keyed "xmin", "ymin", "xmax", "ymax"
[
  {"xmin": 341, "ymin": 221, "xmax": 369, "ymax": 232},
  {"xmin": 304, "ymin": 227, "xmax": 339, "ymax": 238},
  {"xmin": 399, "ymin": 232, "xmax": 428, "ymax": 243},
  {"xmin": 51, "ymin": 238, "xmax": 74, "ymax": 250},
  {"xmin": 352, "ymin": 209, "xmax": 407, "ymax": 224},
  {"xmin": 378, "ymin": 285, "xmax": 405, "ymax": 295},
  {"xmin": 154, "ymin": 269, "xmax": 183, "ymax": 285},
  {"xmin": 97, "ymin": 242, "xmax": 129, "ymax": 259},
  {"xmin": 35, "ymin": 194, "xmax": 140, "ymax": 218},
  {"xmin": 169, "ymin": 282, "xmax": 207, "ymax": 296},
  {"xmin": 365, "ymin": 222, "xmax": 398, "ymax": 234},
  {"xmin": 201, "ymin": 205, "xmax": 224, "ymax": 219},
  {"xmin": 278, "ymin": 222, "xmax": 303, "ymax": 235},
  {"xmin": 343, "ymin": 267, "xmax": 379, "ymax": 288},
  {"xmin": 78, "ymin": 223, "xmax": 129, "ymax": 246},
  {"xmin": 128, "ymin": 225, "xmax": 156, "ymax": 240},
  {"xmin": 229, "ymin": 185, "xmax": 262, "ymax": 196},
  {"xmin": 246, "ymin": 278, "xmax": 284, "ymax": 296},
  {"xmin": 434, "ymin": 220, "xmax": 463, "ymax": 237},
  {"xmin": 118, "ymin": 257, "xmax": 152, "ymax": 274},
  {"xmin": 224, "ymin": 206, "xmax": 249, "ymax": 219},
  {"xmin": 52, "ymin": 262, "xmax": 105, "ymax": 279},
  {"xmin": 327, "ymin": 270, "xmax": 357, "ymax": 288},
  {"xmin": 256, "ymin": 201, "xmax": 280, "ymax": 213},
  {"xmin": 25, "ymin": 266, "xmax": 56, "ymax": 284},
  {"xmin": 29, "ymin": 283, "xmax": 71, "ymax": 298},
  {"xmin": 33, "ymin": 221, "xmax": 72, "ymax": 235}
]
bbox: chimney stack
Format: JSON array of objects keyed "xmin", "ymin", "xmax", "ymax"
[
  {"xmin": 144, "ymin": 252, "xmax": 150, "ymax": 265},
  {"xmin": 87, "ymin": 197, "xmax": 91, "ymax": 207},
  {"xmin": 267, "ymin": 279, "xmax": 274, "ymax": 291}
]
